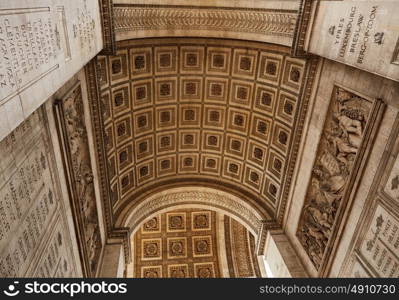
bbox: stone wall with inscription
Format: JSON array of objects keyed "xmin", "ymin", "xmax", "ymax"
[
  {"xmin": 54, "ymin": 82, "xmax": 103, "ymax": 277},
  {"xmin": 356, "ymin": 202, "xmax": 399, "ymax": 277},
  {"xmin": 0, "ymin": 0, "xmax": 103, "ymax": 141},
  {"xmin": 0, "ymin": 107, "xmax": 80, "ymax": 277},
  {"xmin": 339, "ymin": 120, "xmax": 399, "ymax": 277},
  {"xmin": 308, "ymin": 1, "xmax": 399, "ymax": 82},
  {"xmin": 284, "ymin": 58, "xmax": 399, "ymax": 277}
]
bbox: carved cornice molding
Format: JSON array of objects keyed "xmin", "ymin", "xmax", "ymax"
[
  {"xmin": 99, "ymin": 0, "xmax": 116, "ymax": 55},
  {"xmin": 125, "ymin": 190, "xmax": 264, "ymax": 237},
  {"xmin": 85, "ymin": 59, "xmax": 130, "ymax": 264},
  {"xmin": 113, "ymin": 5, "xmax": 297, "ymax": 38},
  {"xmin": 277, "ymin": 55, "xmax": 320, "ymax": 225},
  {"xmin": 291, "ymin": 0, "xmax": 315, "ymax": 57}
]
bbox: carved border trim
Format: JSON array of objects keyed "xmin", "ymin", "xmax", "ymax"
[
  {"xmin": 124, "ymin": 190, "xmax": 264, "ymax": 236},
  {"xmin": 114, "ymin": 177, "xmax": 274, "ymax": 223},
  {"xmin": 113, "ymin": 4, "xmax": 297, "ymax": 38},
  {"xmin": 114, "ymin": 4, "xmax": 296, "ymax": 12},
  {"xmin": 291, "ymin": 0, "xmax": 314, "ymax": 57},
  {"xmin": 277, "ymin": 56, "xmax": 320, "ymax": 225},
  {"xmin": 339, "ymin": 114, "xmax": 399, "ymax": 277},
  {"xmin": 85, "ymin": 59, "xmax": 130, "ymax": 263},
  {"xmin": 99, "ymin": 0, "xmax": 116, "ymax": 55},
  {"xmin": 391, "ymin": 37, "xmax": 399, "ymax": 65},
  {"xmin": 53, "ymin": 82, "xmax": 94, "ymax": 277},
  {"xmin": 255, "ymin": 220, "xmax": 281, "ymax": 256}
]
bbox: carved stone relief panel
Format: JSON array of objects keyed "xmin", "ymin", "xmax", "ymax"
[
  {"xmin": 0, "ymin": 107, "xmax": 77, "ymax": 277},
  {"xmin": 296, "ymin": 86, "xmax": 383, "ymax": 272},
  {"xmin": 54, "ymin": 83, "xmax": 102, "ymax": 277}
]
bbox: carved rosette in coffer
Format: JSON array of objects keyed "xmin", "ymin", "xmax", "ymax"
[
  {"xmin": 296, "ymin": 86, "xmax": 384, "ymax": 274},
  {"xmin": 54, "ymin": 83, "xmax": 102, "ymax": 277}
]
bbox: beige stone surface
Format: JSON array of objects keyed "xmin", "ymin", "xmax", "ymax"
[
  {"xmin": 284, "ymin": 58, "xmax": 399, "ymax": 277},
  {"xmin": 2, "ymin": 0, "xmax": 399, "ymax": 278},
  {"xmin": 384, "ymin": 155, "xmax": 399, "ymax": 203},
  {"xmin": 0, "ymin": 102, "xmax": 80, "ymax": 277},
  {"xmin": 338, "ymin": 107, "xmax": 399, "ymax": 277},
  {"xmin": 79, "ymin": 69, "xmax": 107, "ymax": 253},
  {"xmin": 330, "ymin": 109, "xmax": 396, "ymax": 277},
  {"xmin": 357, "ymin": 203, "xmax": 399, "ymax": 277},
  {"xmin": 0, "ymin": 0, "xmax": 103, "ymax": 141},
  {"xmin": 344, "ymin": 255, "xmax": 373, "ymax": 277},
  {"xmin": 100, "ymin": 244, "xmax": 125, "ymax": 277},
  {"xmin": 44, "ymin": 81, "xmax": 84, "ymax": 277},
  {"xmin": 263, "ymin": 231, "xmax": 308, "ymax": 277},
  {"xmin": 308, "ymin": 1, "xmax": 399, "ymax": 82}
]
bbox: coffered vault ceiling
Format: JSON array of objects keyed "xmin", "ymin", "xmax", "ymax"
[
  {"xmin": 132, "ymin": 209, "xmax": 261, "ymax": 278},
  {"xmin": 95, "ymin": 38, "xmax": 316, "ymax": 223}
]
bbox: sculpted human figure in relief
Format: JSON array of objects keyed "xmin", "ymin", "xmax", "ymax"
[
  {"xmin": 63, "ymin": 87, "xmax": 102, "ymax": 275},
  {"xmin": 297, "ymin": 87, "xmax": 371, "ymax": 269}
]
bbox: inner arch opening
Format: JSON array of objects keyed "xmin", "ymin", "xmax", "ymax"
[{"xmin": 122, "ymin": 186, "xmax": 267, "ymax": 278}]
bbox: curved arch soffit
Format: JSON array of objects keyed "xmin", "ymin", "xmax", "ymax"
[{"xmin": 120, "ymin": 186, "xmax": 268, "ymax": 238}]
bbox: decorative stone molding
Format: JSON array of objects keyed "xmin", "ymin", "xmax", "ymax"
[
  {"xmin": 113, "ymin": 5, "xmax": 297, "ymax": 43},
  {"xmin": 123, "ymin": 188, "xmax": 264, "ymax": 237},
  {"xmin": 85, "ymin": 59, "xmax": 131, "ymax": 264},
  {"xmin": 99, "ymin": 0, "xmax": 116, "ymax": 55},
  {"xmin": 255, "ymin": 220, "xmax": 282, "ymax": 256},
  {"xmin": 291, "ymin": 0, "xmax": 315, "ymax": 57},
  {"xmin": 224, "ymin": 216, "xmax": 262, "ymax": 278},
  {"xmin": 0, "ymin": 107, "xmax": 79, "ymax": 277}
]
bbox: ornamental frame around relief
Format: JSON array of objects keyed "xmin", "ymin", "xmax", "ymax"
[
  {"xmin": 296, "ymin": 83, "xmax": 384, "ymax": 275},
  {"xmin": 53, "ymin": 82, "xmax": 103, "ymax": 277}
]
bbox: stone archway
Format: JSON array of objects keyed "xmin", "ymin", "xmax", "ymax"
[
  {"xmin": 118, "ymin": 186, "xmax": 269, "ymax": 278},
  {"xmin": 120, "ymin": 186, "xmax": 268, "ymax": 237}
]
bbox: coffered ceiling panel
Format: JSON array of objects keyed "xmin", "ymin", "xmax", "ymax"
[
  {"xmin": 132, "ymin": 209, "xmax": 261, "ymax": 278},
  {"xmin": 95, "ymin": 38, "xmax": 316, "ymax": 222}
]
